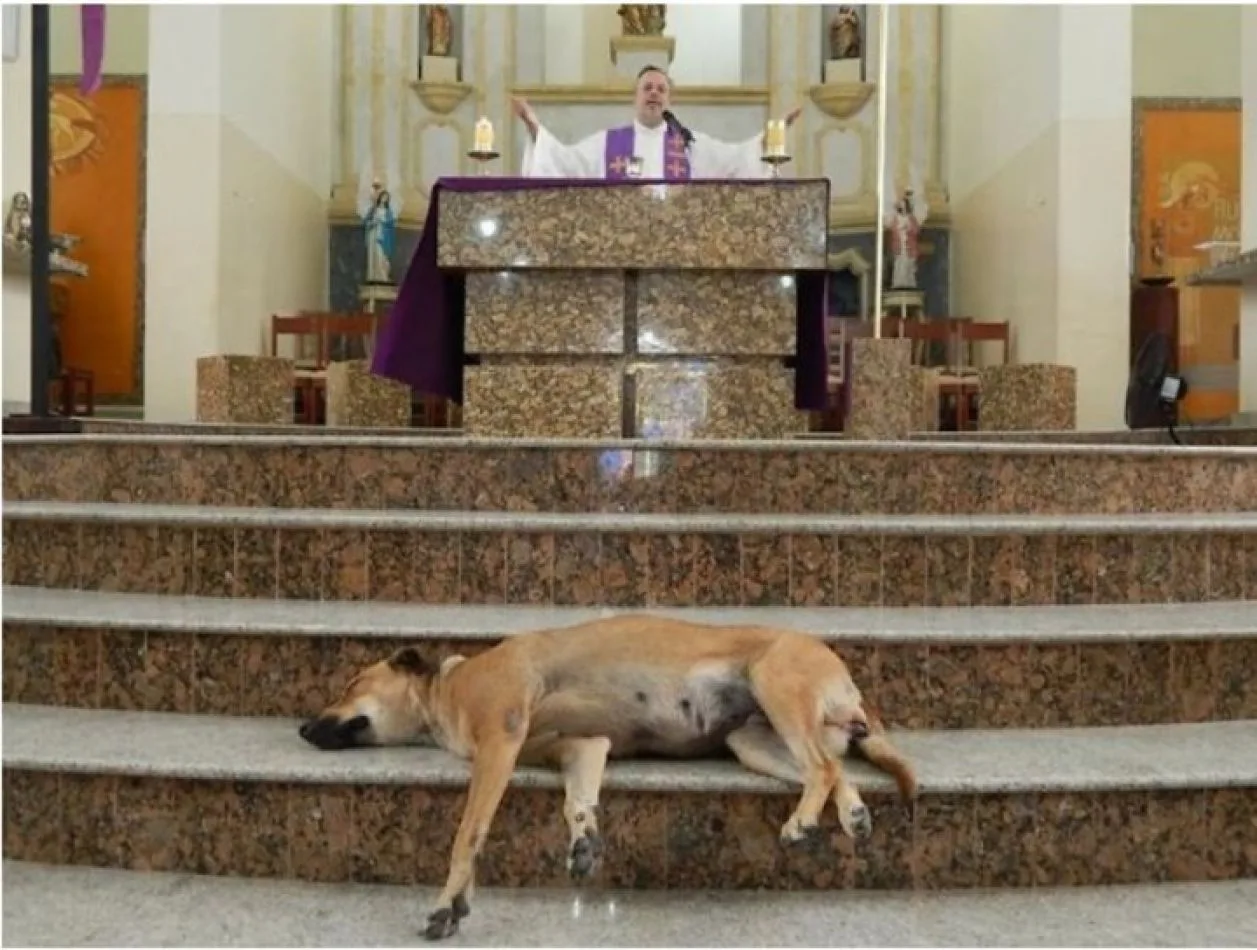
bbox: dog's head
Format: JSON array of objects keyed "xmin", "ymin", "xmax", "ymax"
[{"xmin": 298, "ymin": 647, "xmax": 436, "ymax": 751}]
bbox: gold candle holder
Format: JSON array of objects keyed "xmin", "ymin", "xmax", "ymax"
[
  {"xmin": 468, "ymin": 116, "xmax": 500, "ymax": 175},
  {"xmin": 761, "ymin": 119, "xmax": 791, "ymax": 178}
]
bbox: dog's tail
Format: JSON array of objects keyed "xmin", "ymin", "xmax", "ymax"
[{"xmin": 852, "ymin": 701, "xmax": 918, "ymax": 801}]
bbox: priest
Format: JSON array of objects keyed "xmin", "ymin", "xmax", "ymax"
[{"xmin": 514, "ymin": 65, "xmax": 802, "ymax": 180}]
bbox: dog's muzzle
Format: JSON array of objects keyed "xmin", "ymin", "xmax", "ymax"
[
  {"xmin": 299, "ymin": 714, "xmax": 369, "ymax": 751},
  {"xmin": 846, "ymin": 720, "xmax": 870, "ymax": 742}
]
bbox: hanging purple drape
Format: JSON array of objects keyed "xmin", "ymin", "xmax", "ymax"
[{"xmin": 79, "ymin": 4, "xmax": 105, "ymax": 95}]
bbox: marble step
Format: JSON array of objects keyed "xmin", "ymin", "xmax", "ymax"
[
  {"xmin": 4, "ymin": 587, "xmax": 1256, "ymax": 729},
  {"xmin": 8, "ymin": 862, "xmax": 1257, "ymax": 948},
  {"xmin": 4, "ymin": 502, "xmax": 1255, "ymax": 608},
  {"xmin": 5, "ymin": 432, "xmax": 1256, "ymax": 515},
  {"xmin": 4, "ymin": 704, "xmax": 1254, "ymax": 892}
]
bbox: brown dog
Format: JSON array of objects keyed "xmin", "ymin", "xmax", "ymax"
[{"xmin": 299, "ymin": 614, "xmax": 917, "ymax": 940}]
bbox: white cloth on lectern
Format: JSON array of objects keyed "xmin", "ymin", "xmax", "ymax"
[{"xmin": 520, "ymin": 119, "xmax": 769, "ymax": 179}]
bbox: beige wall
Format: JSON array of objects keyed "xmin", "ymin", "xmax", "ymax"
[
  {"xmin": 1133, "ymin": 5, "xmax": 1241, "ymax": 99},
  {"xmin": 944, "ymin": 4, "xmax": 1132, "ymax": 431},
  {"xmin": 3, "ymin": 7, "xmax": 33, "ymax": 411},
  {"xmin": 144, "ymin": 4, "xmax": 334, "ymax": 421},
  {"xmin": 50, "ymin": 3, "xmax": 148, "ymax": 76}
]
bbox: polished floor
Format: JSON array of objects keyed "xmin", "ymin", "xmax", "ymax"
[{"xmin": 4, "ymin": 862, "xmax": 1255, "ymax": 947}]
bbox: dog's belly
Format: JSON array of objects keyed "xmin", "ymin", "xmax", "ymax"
[{"xmin": 538, "ymin": 662, "xmax": 762, "ymax": 759}]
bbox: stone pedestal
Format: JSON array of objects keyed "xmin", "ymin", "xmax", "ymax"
[
  {"xmin": 421, "ymin": 55, "xmax": 458, "ymax": 83},
  {"xmin": 609, "ymin": 34, "xmax": 676, "ymax": 83},
  {"xmin": 196, "ymin": 355, "xmax": 293, "ymax": 425},
  {"xmin": 824, "ymin": 59, "xmax": 862, "ymax": 84},
  {"xmin": 326, "ymin": 360, "xmax": 411, "ymax": 429},
  {"xmin": 846, "ymin": 337, "xmax": 916, "ymax": 440},
  {"xmin": 445, "ymin": 182, "xmax": 828, "ymax": 440},
  {"xmin": 979, "ymin": 363, "xmax": 1077, "ymax": 431}
]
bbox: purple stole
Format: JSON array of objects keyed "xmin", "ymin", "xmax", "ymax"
[{"xmin": 604, "ymin": 125, "xmax": 692, "ymax": 181}]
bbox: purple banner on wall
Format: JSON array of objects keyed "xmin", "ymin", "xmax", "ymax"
[{"xmin": 79, "ymin": 4, "xmax": 105, "ymax": 95}]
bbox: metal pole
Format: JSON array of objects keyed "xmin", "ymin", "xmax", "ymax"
[
  {"xmin": 871, "ymin": 3, "xmax": 891, "ymax": 339},
  {"xmin": 29, "ymin": 3, "xmax": 51, "ymax": 417}
]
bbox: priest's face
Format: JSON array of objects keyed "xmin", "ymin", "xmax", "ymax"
[{"xmin": 635, "ymin": 69, "xmax": 671, "ymax": 128}]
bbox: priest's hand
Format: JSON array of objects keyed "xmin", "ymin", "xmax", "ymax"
[
  {"xmin": 511, "ymin": 97, "xmax": 540, "ymax": 141},
  {"xmin": 783, "ymin": 106, "xmax": 803, "ymax": 127}
]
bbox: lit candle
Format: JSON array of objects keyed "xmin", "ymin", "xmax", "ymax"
[
  {"xmin": 764, "ymin": 119, "xmax": 786, "ymax": 157},
  {"xmin": 474, "ymin": 117, "xmax": 494, "ymax": 153}
]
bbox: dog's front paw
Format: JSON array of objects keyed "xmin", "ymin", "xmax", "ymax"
[
  {"xmin": 567, "ymin": 828, "xmax": 605, "ymax": 881},
  {"xmin": 423, "ymin": 896, "xmax": 470, "ymax": 943},
  {"xmin": 423, "ymin": 909, "xmax": 459, "ymax": 941}
]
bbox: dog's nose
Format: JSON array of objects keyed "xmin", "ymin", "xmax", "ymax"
[
  {"xmin": 848, "ymin": 720, "xmax": 870, "ymax": 741},
  {"xmin": 298, "ymin": 720, "xmax": 313, "ymax": 741}
]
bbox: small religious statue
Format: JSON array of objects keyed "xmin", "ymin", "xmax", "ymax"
[
  {"xmin": 617, "ymin": 4, "xmax": 666, "ymax": 36},
  {"xmin": 4, "ymin": 191, "xmax": 32, "ymax": 248},
  {"xmin": 886, "ymin": 183, "xmax": 929, "ymax": 290},
  {"xmin": 363, "ymin": 180, "xmax": 396, "ymax": 285},
  {"xmin": 425, "ymin": 4, "xmax": 453, "ymax": 57},
  {"xmin": 828, "ymin": 5, "xmax": 862, "ymax": 61}
]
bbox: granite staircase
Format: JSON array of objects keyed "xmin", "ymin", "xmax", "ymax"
[{"xmin": 3, "ymin": 433, "xmax": 1255, "ymax": 896}]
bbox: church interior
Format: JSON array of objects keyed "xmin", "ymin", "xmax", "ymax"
[
  {"xmin": 3, "ymin": 2, "xmax": 1254, "ymax": 437},
  {"xmin": 2, "ymin": 5, "xmax": 1256, "ymax": 944}
]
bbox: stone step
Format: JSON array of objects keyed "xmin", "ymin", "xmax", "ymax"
[
  {"xmin": 4, "ymin": 502, "xmax": 1254, "ymax": 607},
  {"xmin": 4, "ymin": 704, "xmax": 1255, "ymax": 891},
  {"xmin": 5, "ymin": 433, "xmax": 1256, "ymax": 515},
  {"xmin": 7, "ymin": 862, "xmax": 1257, "ymax": 947},
  {"xmin": 5, "ymin": 587, "xmax": 1255, "ymax": 729}
]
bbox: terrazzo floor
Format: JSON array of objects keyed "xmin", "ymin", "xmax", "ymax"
[{"xmin": 4, "ymin": 862, "xmax": 1254, "ymax": 947}]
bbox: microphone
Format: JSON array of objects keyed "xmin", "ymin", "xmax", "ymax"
[{"xmin": 662, "ymin": 109, "xmax": 695, "ymax": 150}]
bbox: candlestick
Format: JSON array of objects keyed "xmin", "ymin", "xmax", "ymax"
[
  {"xmin": 760, "ymin": 119, "xmax": 791, "ymax": 178},
  {"xmin": 474, "ymin": 117, "xmax": 494, "ymax": 154},
  {"xmin": 468, "ymin": 116, "xmax": 501, "ymax": 175}
]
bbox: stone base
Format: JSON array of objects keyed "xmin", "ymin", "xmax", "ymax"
[
  {"xmin": 464, "ymin": 363, "xmax": 622, "ymax": 438},
  {"xmin": 325, "ymin": 360, "xmax": 411, "ymax": 429},
  {"xmin": 421, "ymin": 55, "xmax": 458, "ymax": 83},
  {"xmin": 846, "ymin": 337, "xmax": 916, "ymax": 440},
  {"xmin": 634, "ymin": 360, "xmax": 800, "ymax": 440},
  {"xmin": 196, "ymin": 355, "xmax": 293, "ymax": 425},
  {"xmin": 609, "ymin": 34, "xmax": 676, "ymax": 82},
  {"xmin": 980, "ymin": 363, "xmax": 1077, "ymax": 431},
  {"xmin": 824, "ymin": 58, "xmax": 862, "ymax": 84}
]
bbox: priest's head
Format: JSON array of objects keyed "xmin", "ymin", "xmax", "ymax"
[{"xmin": 634, "ymin": 65, "xmax": 671, "ymax": 128}]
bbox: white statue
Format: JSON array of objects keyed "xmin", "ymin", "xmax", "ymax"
[
  {"xmin": 884, "ymin": 172, "xmax": 929, "ymax": 290},
  {"xmin": 362, "ymin": 179, "xmax": 396, "ymax": 284}
]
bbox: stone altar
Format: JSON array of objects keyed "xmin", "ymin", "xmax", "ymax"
[{"xmin": 439, "ymin": 181, "xmax": 829, "ymax": 439}]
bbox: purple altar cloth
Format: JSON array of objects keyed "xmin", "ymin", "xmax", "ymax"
[{"xmin": 369, "ymin": 177, "xmax": 830, "ymax": 412}]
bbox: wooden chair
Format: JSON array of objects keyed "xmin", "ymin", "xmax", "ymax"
[
  {"xmin": 270, "ymin": 312, "xmax": 329, "ymax": 424},
  {"xmin": 957, "ymin": 320, "xmax": 1011, "ymax": 367}
]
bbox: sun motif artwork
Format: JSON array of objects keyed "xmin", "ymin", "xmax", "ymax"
[{"xmin": 50, "ymin": 90, "xmax": 105, "ymax": 176}]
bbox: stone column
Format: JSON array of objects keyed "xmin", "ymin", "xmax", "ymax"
[
  {"xmin": 846, "ymin": 337, "xmax": 916, "ymax": 439},
  {"xmin": 329, "ymin": 5, "xmax": 426, "ymax": 228}
]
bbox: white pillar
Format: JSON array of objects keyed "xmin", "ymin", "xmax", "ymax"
[
  {"xmin": 1239, "ymin": 5, "xmax": 1257, "ymax": 414},
  {"xmin": 143, "ymin": 5, "xmax": 224, "ymax": 422},
  {"xmin": 1054, "ymin": 4, "xmax": 1132, "ymax": 430}
]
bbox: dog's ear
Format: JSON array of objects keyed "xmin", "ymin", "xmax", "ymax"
[{"xmin": 388, "ymin": 647, "xmax": 433, "ymax": 677}]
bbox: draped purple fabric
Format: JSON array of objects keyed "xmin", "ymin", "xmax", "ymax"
[
  {"xmin": 369, "ymin": 177, "xmax": 829, "ymax": 412},
  {"xmin": 79, "ymin": 5, "xmax": 105, "ymax": 95}
]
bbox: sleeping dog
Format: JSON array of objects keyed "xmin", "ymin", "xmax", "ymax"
[{"xmin": 299, "ymin": 614, "xmax": 917, "ymax": 940}]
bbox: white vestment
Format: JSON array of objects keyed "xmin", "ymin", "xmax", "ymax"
[{"xmin": 521, "ymin": 119, "xmax": 770, "ymax": 180}]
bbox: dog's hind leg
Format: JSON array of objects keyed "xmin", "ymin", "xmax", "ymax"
[
  {"xmin": 745, "ymin": 645, "xmax": 843, "ymax": 848},
  {"xmin": 424, "ymin": 731, "xmax": 526, "ymax": 941},
  {"xmin": 850, "ymin": 711, "xmax": 918, "ymax": 802},
  {"xmin": 727, "ymin": 719, "xmax": 873, "ymax": 840},
  {"xmin": 518, "ymin": 733, "xmax": 612, "ymax": 882}
]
